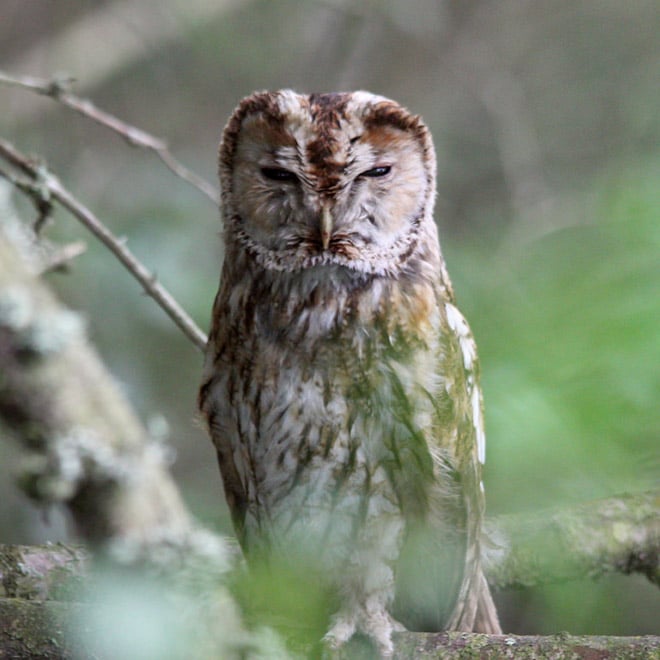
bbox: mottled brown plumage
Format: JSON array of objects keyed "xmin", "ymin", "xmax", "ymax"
[{"xmin": 199, "ymin": 90, "xmax": 500, "ymax": 655}]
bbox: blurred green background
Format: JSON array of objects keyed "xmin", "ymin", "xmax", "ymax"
[{"xmin": 1, "ymin": 0, "xmax": 658, "ymax": 636}]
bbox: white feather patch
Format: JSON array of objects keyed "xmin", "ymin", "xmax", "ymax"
[{"xmin": 445, "ymin": 303, "xmax": 486, "ymax": 464}]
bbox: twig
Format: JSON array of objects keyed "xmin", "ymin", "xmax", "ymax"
[
  {"xmin": 39, "ymin": 241, "xmax": 88, "ymax": 274},
  {"xmin": 0, "ymin": 70, "xmax": 220, "ymax": 205},
  {"xmin": 0, "ymin": 137, "xmax": 207, "ymax": 352}
]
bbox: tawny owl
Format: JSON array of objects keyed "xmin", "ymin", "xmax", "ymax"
[{"xmin": 199, "ymin": 90, "xmax": 500, "ymax": 655}]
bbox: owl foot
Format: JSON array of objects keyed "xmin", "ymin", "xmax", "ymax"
[{"xmin": 323, "ymin": 602, "xmax": 406, "ymax": 657}]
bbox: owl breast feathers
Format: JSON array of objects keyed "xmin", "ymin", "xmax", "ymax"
[{"xmin": 199, "ymin": 90, "xmax": 500, "ymax": 655}]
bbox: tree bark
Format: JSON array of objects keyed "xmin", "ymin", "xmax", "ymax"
[
  {"xmin": 0, "ymin": 598, "xmax": 91, "ymax": 660},
  {"xmin": 390, "ymin": 631, "xmax": 660, "ymax": 659},
  {"xmin": 0, "ymin": 543, "xmax": 87, "ymax": 601}
]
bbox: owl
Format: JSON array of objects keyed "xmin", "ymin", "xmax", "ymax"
[{"xmin": 199, "ymin": 90, "xmax": 501, "ymax": 655}]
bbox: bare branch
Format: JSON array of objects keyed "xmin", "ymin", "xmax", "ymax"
[
  {"xmin": 39, "ymin": 241, "xmax": 87, "ymax": 274},
  {"xmin": 0, "ymin": 137, "xmax": 207, "ymax": 351},
  {"xmin": 0, "ymin": 70, "xmax": 220, "ymax": 205}
]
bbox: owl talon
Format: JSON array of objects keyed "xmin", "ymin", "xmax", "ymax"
[
  {"xmin": 324, "ymin": 605, "xmax": 405, "ymax": 657},
  {"xmin": 323, "ymin": 618, "xmax": 356, "ymax": 649}
]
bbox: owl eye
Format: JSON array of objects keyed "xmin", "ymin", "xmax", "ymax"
[
  {"xmin": 260, "ymin": 167, "xmax": 299, "ymax": 183},
  {"xmin": 359, "ymin": 165, "xmax": 392, "ymax": 178}
]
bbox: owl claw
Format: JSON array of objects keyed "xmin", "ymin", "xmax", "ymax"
[
  {"xmin": 322, "ymin": 620, "xmax": 356, "ymax": 649},
  {"xmin": 324, "ymin": 605, "xmax": 405, "ymax": 657}
]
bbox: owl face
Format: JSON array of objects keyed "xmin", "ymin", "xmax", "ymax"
[{"xmin": 219, "ymin": 90, "xmax": 436, "ymax": 275}]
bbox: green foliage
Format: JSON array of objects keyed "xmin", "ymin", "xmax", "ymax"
[
  {"xmin": 448, "ymin": 166, "xmax": 659, "ymax": 633},
  {"xmin": 449, "ymin": 168, "xmax": 659, "ymax": 513},
  {"xmin": 231, "ymin": 557, "xmax": 335, "ymax": 655}
]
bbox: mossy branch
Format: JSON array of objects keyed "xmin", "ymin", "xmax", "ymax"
[
  {"xmin": 0, "ymin": 215, "xmax": 254, "ymax": 657},
  {"xmin": 0, "ymin": 138, "xmax": 207, "ymax": 351},
  {"xmin": 1, "ymin": 596, "xmax": 658, "ymax": 660},
  {"xmin": 486, "ymin": 491, "xmax": 660, "ymax": 591},
  {"xmin": 1, "ymin": 488, "xmax": 657, "ymax": 602}
]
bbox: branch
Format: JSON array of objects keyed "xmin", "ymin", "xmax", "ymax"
[
  {"xmin": 1, "ymin": 598, "xmax": 658, "ymax": 660},
  {"xmin": 0, "ymin": 220, "xmax": 276, "ymax": 658},
  {"xmin": 0, "ymin": 222, "xmax": 206, "ymax": 543},
  {"xmin": 0, "ymin": 138, "xmax": 207, "ymax": 351},
  {"xmin": 486, "ymin": 490, "xmax": 660, "ymax": 590},
  {"xmin": 389, "ymin": 631, "xmax": 660, "ymax": 659},
  {"xmin": 2, "ymin": 490, "xmax": 657, "ymax": 602},
  {"xmin": 0, "ymin": 70, "xmax": 220, "ymax": 205},
  {"xmin": 0, "ymin": 598, "xmax": 89, "ymax": 659}
]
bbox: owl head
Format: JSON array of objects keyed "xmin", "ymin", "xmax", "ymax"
[{"xmin": 219, "ymin": 90, "xmax": 437, "ymax": 276}]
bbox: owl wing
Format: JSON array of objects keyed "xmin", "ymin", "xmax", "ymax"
[
  {"xmin": 199, "ymin": 372, "xmax": 250, "ymax": 549},
  {"xmin": 438, "ymin": 301, "xmax": 488, "ymax": 630},
  {"xmin": 213, "ymin": 432, "xmax": 249, "ymax": 547},
  {"xmin": 393, "ymin": 299, "xmax": 486, "ymax": 630},
  {"xmin": 440, "ymin": 301, "xmax": 486, "ymax": 509},
  {"xmin": 199, "ymin": 286, "xmax": 252, "ymax": 551}
]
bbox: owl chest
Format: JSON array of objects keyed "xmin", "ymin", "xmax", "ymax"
[{"xmin": 215, "ymin": 321, "xmax": 439, "ymax": 547}]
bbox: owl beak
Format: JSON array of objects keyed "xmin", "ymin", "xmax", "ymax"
[{"xmin": 320, "ymin": 206, "xmax": 333, "ymax": 251}]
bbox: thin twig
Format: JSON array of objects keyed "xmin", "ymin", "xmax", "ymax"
[
  {"xmin": 39, "ymin": 240, "xmax": 88, "ymax": 274},
  {"xmin": 0, "ymin": 137, "xmax": 208, "ymax": 352},
  {"xmin": 0, "ymin": 70, "xmax": 220, "ymax": 205}
]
